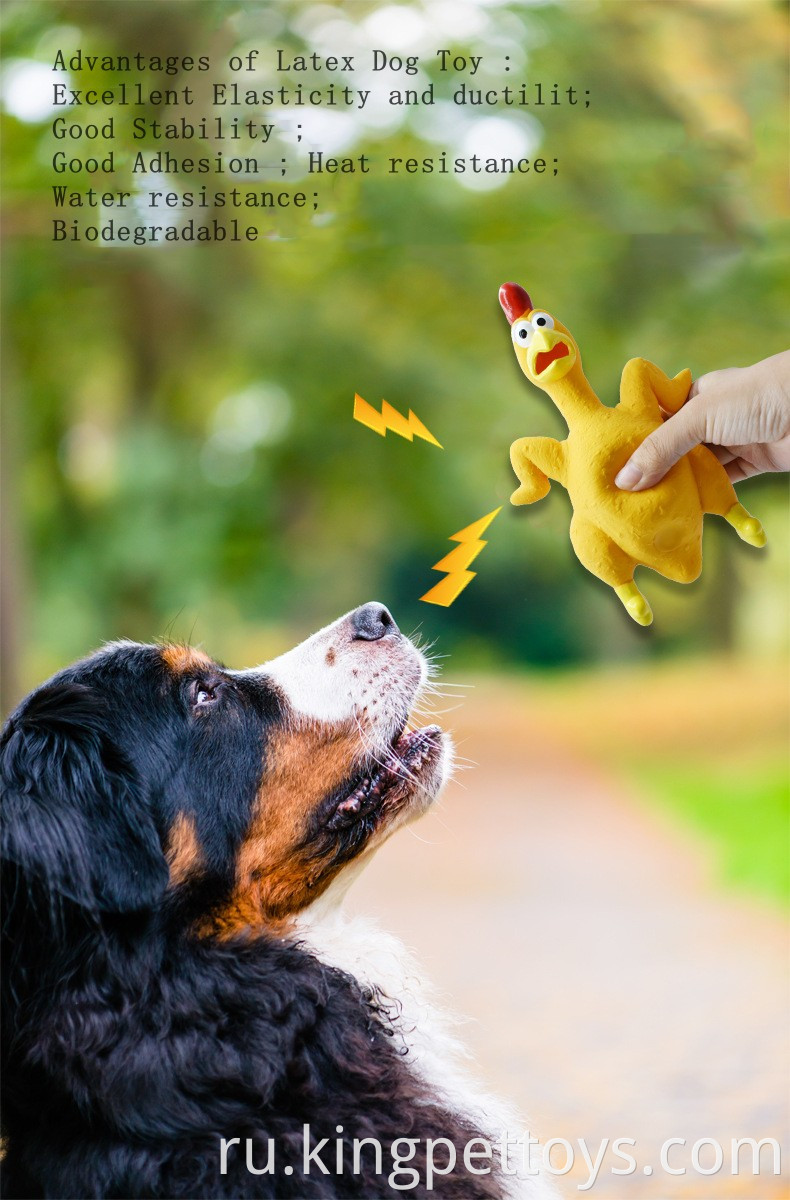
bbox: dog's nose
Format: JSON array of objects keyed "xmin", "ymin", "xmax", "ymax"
[{"xmin": 350, "ymin": 602, "xmax": 398, "ymax": 641}]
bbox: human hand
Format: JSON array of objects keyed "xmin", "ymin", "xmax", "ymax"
[{"xmin": 615, "ymin": 349, "xmax": 790, "ymax": 490}]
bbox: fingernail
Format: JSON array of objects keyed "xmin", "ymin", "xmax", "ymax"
[{"xmin": 615, "ymin": 462, "xmax": 643, "ymax": 490}]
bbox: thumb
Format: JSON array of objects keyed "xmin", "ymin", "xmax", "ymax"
[{"xmin": 615, "ymin": 404, "xmax": 704, "ymax": 491}]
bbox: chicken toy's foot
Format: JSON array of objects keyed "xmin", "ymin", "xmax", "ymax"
[
  {"xmin": 725, "ymin": 502, "xmax": 767, "ymax": 548},
  {"xmin": 615, "ymin": 581, "xmax": 653, "ymax": 626}
]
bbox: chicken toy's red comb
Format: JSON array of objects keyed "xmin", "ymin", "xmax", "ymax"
[{"xmin": 498, "ymin": 282, "xmax": 532, "ymax": 324}]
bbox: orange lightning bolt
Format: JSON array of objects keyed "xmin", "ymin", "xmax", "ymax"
[
  {"xmin": 420, "ymin": 507, "xmax": 502, "ymax": 607},
  {"xmin": 353, "ymin": 394, "xmax": 442, "ymax": 448}
]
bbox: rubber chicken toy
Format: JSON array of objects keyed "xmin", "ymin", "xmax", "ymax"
[{"xmin": 499, "ymin": 283, "xmax": 766, "ymax": 625}]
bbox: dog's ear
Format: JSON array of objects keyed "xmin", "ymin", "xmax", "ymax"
[{"xmin": 1, "ymin": 680, "xmax": 168, "ymax": 914}]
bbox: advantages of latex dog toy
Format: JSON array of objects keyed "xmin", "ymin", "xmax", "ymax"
[{"xmin": 499, "ymin": 282, "xmax": 766, "ymax": 626}]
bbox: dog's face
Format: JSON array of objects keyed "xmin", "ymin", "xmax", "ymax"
[{"xmin": 1, "ymin": 604, "xmax": 447, "ymax": 936}]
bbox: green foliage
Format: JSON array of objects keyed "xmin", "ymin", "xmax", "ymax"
[{"xmin": 633, "ymin": 756, "xmax": 790, "ymax": 905}]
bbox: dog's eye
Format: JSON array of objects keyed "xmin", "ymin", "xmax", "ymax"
[{"xmin": 190, "ymin": 680, "xmax": 218, "ymax": 708}]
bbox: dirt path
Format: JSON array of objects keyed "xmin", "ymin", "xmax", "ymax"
[{"xmin": 348, "ymin": 679, "xmax": 789, "ymax": 1198}]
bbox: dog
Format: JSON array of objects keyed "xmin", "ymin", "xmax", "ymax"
[{"xmin": 1, "ymin": 603, "xmax": 554, "ymax": 1198}]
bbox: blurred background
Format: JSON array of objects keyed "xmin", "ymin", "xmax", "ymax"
[{"xmin": 2, "ymin": 1, "xmax": 788, "ymax": 1194}]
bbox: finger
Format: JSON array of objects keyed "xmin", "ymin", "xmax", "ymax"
[
  {"xmin": 615, "ymin": 404, "xmax": 704, "ymax": 491},
  {"xmin": 725, "ymin": 458, "xmax": 759, "ymax": 483},
  {"xmin": 706, "ymin": 444, "xmax": 736, "ymax": 465}
]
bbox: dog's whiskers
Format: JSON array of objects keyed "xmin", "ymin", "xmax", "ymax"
[{"xmin": 352, "ymin": 713, "xmax": 422, "ymax": 789}]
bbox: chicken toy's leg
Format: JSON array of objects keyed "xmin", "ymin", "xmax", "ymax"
[
  {"xmin": 725, "ymin": 503, "xmax": 767, "ymax": 547},
  {"xmin": 687, "ymin": 446, "xmax": 767, "ymax": 547},
  {"xmin": 569, "ymin": 516, "xmax": 653, "ymax": 626},
  {"xmin": 613, "ymin": 581, "xmax": 653, "ymax": 626}
]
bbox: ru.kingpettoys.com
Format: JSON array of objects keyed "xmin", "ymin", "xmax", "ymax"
[{"xmin": 499, "ymin": 282, "xmax": 766, "ymax": 626}]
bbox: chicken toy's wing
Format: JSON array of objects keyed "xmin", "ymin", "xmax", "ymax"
[
  {"xmin": 510, "ymin": 436, "xmax": 568, "ymax": 504},
  {"xmin": 618, "ymin": 358, "xmax": 692, "ymax": 418}
]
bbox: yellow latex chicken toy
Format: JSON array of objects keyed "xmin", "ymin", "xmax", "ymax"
[{"xmin": 499, "ymin": 283, "xmax": 766, "ymax": 625}]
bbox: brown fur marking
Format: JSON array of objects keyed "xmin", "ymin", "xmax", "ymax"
[
  {"xmin": 205, "ymin": 720, "xmax": 362, "ymax": 939},
  {"xmin": 166, "ymin": 812, "xmax": 203, "ymax": 886},
  {"xmin": 161, "ymin": 644, "xmax": 212, "ymax": 675}
]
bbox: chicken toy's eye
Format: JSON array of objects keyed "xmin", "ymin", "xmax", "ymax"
[
  {"xmin": 511, "ymin": 319, "xmax": 533, "ymax": 347},
  {"xmin": 531, "ymin": 312, "xmax": 555, "ymax": 331}
]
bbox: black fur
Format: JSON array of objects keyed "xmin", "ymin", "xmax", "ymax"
[{"xmin": 1, "ymin": 645, "xmax": 503, "ymax": 1199}]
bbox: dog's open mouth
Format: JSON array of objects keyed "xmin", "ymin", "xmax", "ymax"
[{"xmin": 328, "ymin": 725, "xmax": 443, "ymax": 830}]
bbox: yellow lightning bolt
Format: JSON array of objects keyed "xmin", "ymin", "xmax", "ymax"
[
  {"xmin": 420, "ymin": 507, "xmax": 503, "ymax": 607},
  {"xmin": 353, "ymin": 394, "xmax": 443, "ymax": 448}
]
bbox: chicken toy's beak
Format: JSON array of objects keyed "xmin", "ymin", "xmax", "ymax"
[{"xmin": 527, "ymin": 329, "xmax": 576, "ymax": 383}]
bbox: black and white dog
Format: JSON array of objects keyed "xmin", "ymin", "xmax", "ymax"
[{"xmin": 1, "ymin": 603, "xmax": 554, "ymax": 1198}]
